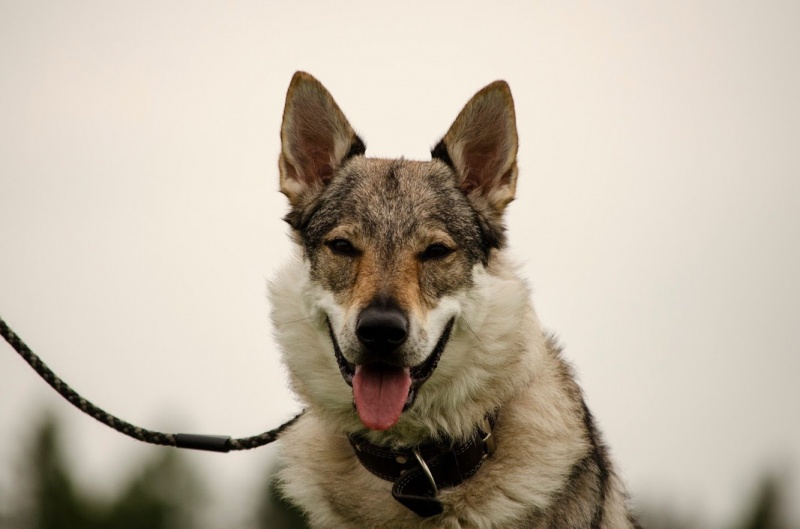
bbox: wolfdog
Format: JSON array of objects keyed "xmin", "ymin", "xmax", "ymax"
[{"xmin": 269, "ymin": 71, "xmax": 640, "ymax": 528}]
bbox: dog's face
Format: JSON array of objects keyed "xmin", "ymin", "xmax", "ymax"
[{"xmin": 273, "ymin": 72, "xmax": 521, "ymax": 435}]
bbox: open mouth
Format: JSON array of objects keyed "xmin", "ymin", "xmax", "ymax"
[{"xmin": 326, "ymin": 318, "xmax": 455, "ymax": 430}]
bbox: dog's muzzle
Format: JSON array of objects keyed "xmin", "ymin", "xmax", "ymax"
[{"xmin": 326, "ymin": 316, "xmax": 455, "ymax": 429}]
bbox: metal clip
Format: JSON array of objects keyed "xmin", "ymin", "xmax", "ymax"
[
  {"xmin": 480, "ymin": 416, "xmax": 497, "ymax": 457},
  {"xmin": 411, "ymin": 447, "xmax": 438, "ymax": 496}
]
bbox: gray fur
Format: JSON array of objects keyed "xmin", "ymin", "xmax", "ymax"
[{"xmin": 270, "ymin": 72, "xmax": 640, "ymax": 528}]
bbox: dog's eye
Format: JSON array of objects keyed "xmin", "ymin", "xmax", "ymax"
[
  {"xmin": 420, "ymin": 243, "xmax": 454, "ymax": 261},
  {"xmin": 326, "ymin": 238, "xmax": 359, "ymax": 257}
]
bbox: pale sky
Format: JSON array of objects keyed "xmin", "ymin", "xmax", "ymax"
[{"xmin": 1, "ymin": 1, "xmax": 799, "ymax": 526}]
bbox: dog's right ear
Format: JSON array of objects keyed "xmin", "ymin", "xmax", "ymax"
[{"xmin": 279, "ymin": 72, "xmax": 365, "ymax": 207}]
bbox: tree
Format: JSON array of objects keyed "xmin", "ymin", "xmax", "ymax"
[{"xmin": 5, "ymin": 413, "xmax": 204, "ymax": 529}]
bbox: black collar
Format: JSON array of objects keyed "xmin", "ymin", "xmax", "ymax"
[{"xmin": 347, "ymin": 415, "xmax": 497, "ymax": 518}]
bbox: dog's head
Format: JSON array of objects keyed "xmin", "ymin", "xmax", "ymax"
[{"xmin": 272, "ymin": 72, "xmax": 532, "ymax": 439}]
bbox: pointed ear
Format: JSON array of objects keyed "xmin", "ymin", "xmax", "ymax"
[
  {"xmin": 279, "ymin": 72, "xmax": 365, "ymax": 206},
  {"xmin": 432, "ymin": 81, "xmax": 518, "ymax": 215}
]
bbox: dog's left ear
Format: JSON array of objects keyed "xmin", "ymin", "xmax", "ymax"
[
  {"xmin": 432, "ymin": 81, "xmax": 518, "ymax": 218},
  {"xmin": 279, "ymin": 71, "xmax": 365, "ymax": 207}
]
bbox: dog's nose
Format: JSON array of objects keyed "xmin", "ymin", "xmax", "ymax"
[{"xmin": 356, "ymin": 300, "xmax": 408, "ymax": 354}]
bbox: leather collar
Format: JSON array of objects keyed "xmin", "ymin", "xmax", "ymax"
[{"xmin": 347, "ymin": 415, "xmax": 497, "ymax": 517}]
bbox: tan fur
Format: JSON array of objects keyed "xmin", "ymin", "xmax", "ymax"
[
  {"xmin": 350, "ymin": 249, "xmax": 382, "ymax": 307},
  {"xmin": 269, "ymin": 72, "xmax": 638, "ymax": 528},
  {"xmin": 272, "ymin": 256, "xmax": 636, "ymax": 528}
]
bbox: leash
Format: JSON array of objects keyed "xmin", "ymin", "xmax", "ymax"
[{"xmin": 0, "ymin": 314, "xmax": 302, "ymax": 453}]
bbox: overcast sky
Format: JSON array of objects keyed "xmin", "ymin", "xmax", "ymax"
[{"xmin": 1, "ymin": 1, "xmax": 799, "ymax": 526}]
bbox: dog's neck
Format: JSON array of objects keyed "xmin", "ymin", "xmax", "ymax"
[{"xmin": 347, "ymin": 413, "xmax": 498, "ymax": 517}]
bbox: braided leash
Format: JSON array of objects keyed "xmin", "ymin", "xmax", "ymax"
[{"xmin": 0, "ymin": 314, "xmax": 302, "ymax": 452}]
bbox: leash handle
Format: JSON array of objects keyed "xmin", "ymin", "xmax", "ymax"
[{"xmin": 0, "ymin": 314, "xmax": 301, "ymax": 452}]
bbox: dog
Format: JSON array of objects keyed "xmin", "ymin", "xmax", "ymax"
[{"xmin": 269, "ymin": 71, "xmax": 641, "ymax": 528}]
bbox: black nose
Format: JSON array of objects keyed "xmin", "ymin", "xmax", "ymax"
[{"xmin": 356, "ymin": 299, "xmax": 408, "ymax": 354}]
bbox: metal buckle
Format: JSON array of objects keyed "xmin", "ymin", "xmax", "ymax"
[
  {"xmin": 480, "ymin": 416, "xmax": 497, "ymax": 458},
  {"xmin": 411, "ymin": 447, "xmax": 438, "ymax": 496}
]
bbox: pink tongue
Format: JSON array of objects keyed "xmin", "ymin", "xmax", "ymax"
[{"xmin": 352, "ymin": 365, "xmax": 412, "ymax": 431}]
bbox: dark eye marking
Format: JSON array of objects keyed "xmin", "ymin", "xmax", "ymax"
[
  {"xmin": 326, "ymin": 238, "xmax": 360, "ymax": 257},
  {"xmin": 420, "ymin": 243, "xmax": 454, "ymax": 262}
]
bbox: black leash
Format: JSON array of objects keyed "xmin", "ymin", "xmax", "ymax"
[{"xmin": 0, "ymin": 315, "xmax": 302, "ymax": 453}]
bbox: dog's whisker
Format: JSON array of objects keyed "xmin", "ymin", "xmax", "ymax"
[
  {"xmin": 458, "ymin": 315, "xmax": 489, "ymax": 355},
  {"xmin": 274, "ymin": 316, "xmax": 314, "ymax": 327}
]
